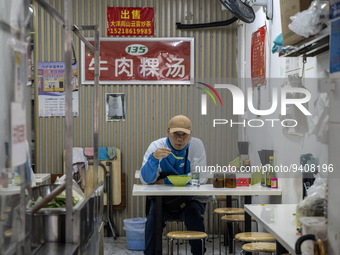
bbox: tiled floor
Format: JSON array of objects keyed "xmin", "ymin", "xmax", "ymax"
[{"xmin": 104, "ymin": 236, "xmax": 243, "ymax": 255}]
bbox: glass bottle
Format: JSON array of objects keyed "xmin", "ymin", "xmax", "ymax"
[
  {"xmin": 191, "ymin": 172, "xmax": 200, "ymax": 187},
  {"xmin": 261, "ymin": 165, "xmax": 266, "ymax": 187},
  {"xmin": 266, "ymin": 156, "xmax": 276, "ymax": 187},
  {"xmin": 269, "ymin": 156, "xmax": 274, "ymax": 168},
  {"xmin": 243, "ymin": 160, "xmax": 251, "ymax": 173},
  {"xmin": 191, "ymin": 158, "xmax": 200, "ymax": 187},
  {"xmin": 213, "ymin": 173, "xmax": 224, "ymax": 188},
  {"xmin": 225, "ymin": 173, "xmax": 236, "ymax": 188}
]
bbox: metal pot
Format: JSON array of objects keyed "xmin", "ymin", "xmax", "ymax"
[
  {"xmin": 29, "ymin": 209, "xmax": 66, "ymax": 244},
  {"xmin": 27, "ymin": 183, "xmax": 104, "ymax": 252},
  {"xmin": 27, "ymin": 184, "xmax": 68, "ymax": 244}
]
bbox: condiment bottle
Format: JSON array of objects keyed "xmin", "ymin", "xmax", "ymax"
[
  {"xmin": 271, "ymin": 178, "xmax": 278, "ymax": 188},
  {"xmin": 261, "ymin": 165, "xmax": 267, "ymax": 187},
  {"xmin": 243, "ymin": 160, "xmax": 251, "ymax": 172},
  {"xmin": 225, "ymin": 173, "xmax": 236, "ymax": 188},
  {"xmin": 266, "ymin": 156, "xmax": 276, "ymax": 187},
  {"xmin": 213, "ymin": 173, "xmax": 224, "ymax": 188}
]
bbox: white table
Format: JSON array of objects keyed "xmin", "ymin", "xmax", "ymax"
[
  {"xmin": 0, "ymin": 186, "xmax": 21, "ymax": 195},
  {"xmin": 133, "ymin": 184, "xmax": 282, "ymax": 196},
  {"xmin": 0, "ymin": 174, "xmax": 51, "ymax": 195},
  {"xmin": 35, "ymin": 173, "xmax": 51, "ymax": 184},
  {"xmin": 244, "ymin": 204, "xmax": 299, "ymax": 255},
  {"xmin": 133, "ymin": 184, "xmax": 282, "ymax": 254}
]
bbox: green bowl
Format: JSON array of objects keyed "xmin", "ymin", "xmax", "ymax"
[{"xmin": 167, "ymin": 175, "xmax": 191, "ymax": 186}]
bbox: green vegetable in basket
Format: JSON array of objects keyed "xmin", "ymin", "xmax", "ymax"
[{"xmin": 32, "ymin": 194, "xmax": 79, "ymax": 208}]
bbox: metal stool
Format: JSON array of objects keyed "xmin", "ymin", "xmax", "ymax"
[
  {"xmin": 167, "ymin": 231, "xmax": 207, "ymax": 255},
  {"xmin": 213, "ymin": 208, "xmax": 244, "ymax": 255},
  {"xmin": 221, "ymin": 214, "xmax": 258, "ymax": 254},
  {"xmin": 241, "ymin": 242, "xmax": 276, "ymax": 254},
  {"xmin": 233, "ymin": 232, "xmax": 275, "ymax": 255},
  {"xmin": 165, "ymin": 219, "xmax": 185, "ymax": 254}
]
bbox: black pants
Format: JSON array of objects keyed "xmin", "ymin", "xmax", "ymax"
[{"xmin": 144, "ymin": 199, "xmax": 206, "ymax": 255}]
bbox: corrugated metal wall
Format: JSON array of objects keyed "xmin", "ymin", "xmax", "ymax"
[{"xmin": 34, "ymin": 0, "xmax": 238, "ymax": 234}]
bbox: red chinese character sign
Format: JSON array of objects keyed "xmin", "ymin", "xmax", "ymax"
[
  {"xmin": 81, "ymin": 38, "xmax": 194, "ymax": 84},
  {"xmin": 107, "ymin": 7, "xmax": 154, "ymax": 36},
  {"xmin": 251, "ymin": 25, "xmax": 266, "ymax": 87}
]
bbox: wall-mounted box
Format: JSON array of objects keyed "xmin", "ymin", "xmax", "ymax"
[{"xmin": 280, "ymin": 0, "xmax": 312, "ymax": 46}]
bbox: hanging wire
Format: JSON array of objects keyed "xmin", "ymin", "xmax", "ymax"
[{"xmin": 176, "ymin": 16, "xmax": 238, "ymax": 29}]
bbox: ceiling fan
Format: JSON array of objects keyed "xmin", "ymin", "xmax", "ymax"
[{"xmin": 219, "ymin": 0, "xmax": 273, "ymax": 23}]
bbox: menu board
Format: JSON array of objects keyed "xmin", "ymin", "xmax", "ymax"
[
  {"xmin": 81, "ymin": 38, "xmax": 194, "ymax": 84},
  {"xmin": 251, "ymin": 25, "xmax": 266, "ymax": 87}
]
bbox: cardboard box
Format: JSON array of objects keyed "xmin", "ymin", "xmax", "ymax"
[
  {"xmin": 236, "ymin": 178, "xmax": 250, "ymax": 186},
  {"xmin": 280, "ymin": 0, "xmax": 313, "ymax": 46}
]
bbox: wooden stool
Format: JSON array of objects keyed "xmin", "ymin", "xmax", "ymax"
[
  {"xmin": 233, "ymin": 232, "xmax": 275, "ymax": 255},
  {"xmin": 241, "ymin": 242, "xmax": 276, "ymax": 254},
  {"xmin": 213, "ymin": 207, "xmax": 245, "ymax": 255},
  {"xmin": 220, "ymin": 215, "xmax": 257, "ymax": 254},
  {"xmin": 167, "ymin": 231, "xmax": 207, "ymax": 255},
  {"xmin": 214, "ymin": 208, "xmax": 245, "ymax": 214},
  {"xmin": 165, "ymin": 219, "xmax": 185, "ymax": 253},
  {"xmin": 215, "ymin": 195, "xmax": 240, "ymax": 208},
  {"xmin": 212, "ymin": 196, "xmax": 240, "ymax": 241}
]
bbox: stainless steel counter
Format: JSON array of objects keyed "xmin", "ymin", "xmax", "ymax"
[{"xmin": 35, "ymin": 242, "xmax": 79, "ymax": 255}]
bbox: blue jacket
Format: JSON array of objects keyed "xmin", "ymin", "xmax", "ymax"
[{"xmin": 140, "ymin": 137, "xmax": 208, "ymax": 185}]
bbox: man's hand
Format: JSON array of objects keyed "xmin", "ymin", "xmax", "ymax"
[{"xmin": 152, "ymin": 147, "xmax": 171, "ymax": 160}]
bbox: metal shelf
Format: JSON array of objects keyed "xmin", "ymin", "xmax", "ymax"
[
  {"xmin": 281, "ymin": 32, "xmax": 329, "ymax": 58},
  {"xmin": 34, "ymin": 242, "xmax": 79, "ymax": 255}
]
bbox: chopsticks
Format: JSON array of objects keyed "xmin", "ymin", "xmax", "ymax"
[{"xmin": 170, "ymin": 152, "xmax": 184, "ymax": 160}]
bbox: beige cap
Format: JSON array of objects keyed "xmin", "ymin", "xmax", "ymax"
[{"xmin": 168, "ymin": 115, "xmax": 191, "ymax": 134}]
